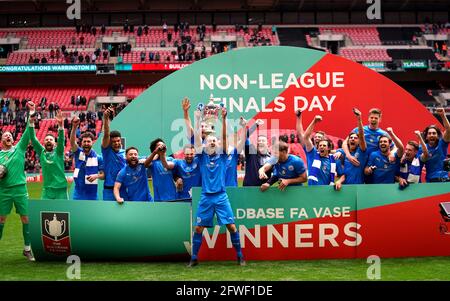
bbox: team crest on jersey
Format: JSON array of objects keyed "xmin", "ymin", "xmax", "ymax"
[
  {"xmin": 288, "ymin": 165, "xmax": 294, "ymax": 171},
  {"xmin": 197, "ymin": 217, "xmax": 202, "ymax": 224},
  {"xmin": 79, "ymin": 152, "xmax": 85, "ymax": 161},
  {"xmin": 41, "ymin": 212, "xmax": 71, "ymax": 256}
]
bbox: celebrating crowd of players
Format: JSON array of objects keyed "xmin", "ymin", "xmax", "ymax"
[{"xmin": 0, "ymin": 98, "xmax": 449, "ymax": 264}]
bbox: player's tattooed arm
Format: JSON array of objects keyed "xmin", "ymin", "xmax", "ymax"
[
  {"xmin": 303, "ymin": 115, "xmax": 321, "ymax": 153},
  {"xmin": 415, "ymin": 130, "xmax": 428, "ymax": 162},
  {"xmin": 101, "ymin": 106, "xmax": 114, "ymax": 148},
  {"xmin": 182, "ymin": 97, "xmax": 194, "ymax": 140},
  {"xmin": 159, "ymin": 146, "xmax": 175, "ymax": 169},
  {"xmin": 221, "ymin": 107, "xmax": 228, "ymax": 154},
  {"xmin": 354, "ymin": 108, "xmax": 366, "ymax": 152},
  {"xmin": 386, "ymin": 127, "xmax": 404, "ymax": 159},
  {"xmin": 114, "ymin": 182, "xmax": 124, "ymax": 204},
  {"xmin": 70, "ymin": 115, "xmax": 80, "ymax": 153},
  {"xmin": 436, "ymin": 108, "xmax": 450, "ymax": 142}
]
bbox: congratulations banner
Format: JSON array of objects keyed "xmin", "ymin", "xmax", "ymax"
[{"xmin": 0, "ymin": 64, "xmax": 97, "ymax": 72}]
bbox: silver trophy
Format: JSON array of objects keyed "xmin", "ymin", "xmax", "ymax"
[
  {"xmin": 0, "ymin": 164, "xmax": 7, "ymax": 180},
  {"xmin": 196, "ymin": 94, "xmax": 224, "ymax": 135}
]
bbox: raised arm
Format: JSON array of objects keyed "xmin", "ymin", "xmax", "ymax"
[
  {"xmin": 236, "ymin": 117, "xmax": 248, "ymax": 154},
  {"xmin": 221, "ymin": 107, "xmax": 228, "ymax": 154},
  {"xmin": 70, "ymin": 115, "xmax": 80, "ymax": 153},
  {"xmin": 182, "ymin": 97, "xmax": 194, "ymax": 140},
  {"xmin": 159, "ymin": 148, "xmax": 175, "ymax": 170},
  {"xmin": 303, "ymin": 115, "xmax": 322, "ymax": 152},
  {"xmin": 436, "ymin": 108, "xmax": 450, "ymax": 142},
  {"xmin": 193, "ymin": 109, "xmax": 203, "ymax": 153},
  {"xmin": 55, "ymin": 110, "xmax": 65, "ymax": 156},
  {"xmin": 386, "ymin": 127, "xmax": 404, "ymax": 158},
  {"xmin": 29, "ymin": 109, "xmax": 44, "ymax": 154},
  {"xmin": 354, "ymin": 108, "xmax": 366, "ymax": 152},
  {"xmin": 17, "ymin": 101, "xmax": 34, "ymax": 152},
  {"xmin": 144, "ymin": 146, "xmax": 161, "ymax": 168},
  {"xmin": 101, "ymin": 107, "xmax": 114, "ymax": 148},
  {"xmin": 415, "ymin": 130, "xmax": 429, "ymax": 162},
  {"xmin": 295, "ymin": 109, "xmax": 305, "ymax": 146},
  {"xmin": 342, "ymin": 109, "xmax": 362, "ymax": 167}
]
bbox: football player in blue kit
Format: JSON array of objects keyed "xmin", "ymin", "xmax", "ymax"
[
  {"xmin": 336, "ymin": 108, "xmax": 368, "ymax": 185},
  {"xmin": 259, "ymin": 141, "xmax": 307, "ymax": 192},
  {"xmin": 421, "ymin": 108, "xmax": 450, "ymax": 182},
  {"xmin": 159, "ymin": 144, "xmax": 201, "ymax": 200},
  {"xmin": 364, "ymin": 127, "xmax": 404, "ymax": 184},
  {"xmin": 101, "ymin": 107, "xmax": 127, "ymax": 201},
  {"xmin": 114, "ymin": 147, "xmax": 152, "ymax": 202},
  {"xmin": 188, "ymin": 106, "xmax": 246, "ymax": 267},
  {"xmin": 145, "ymin": 138, "xmax": 177, "ymax": 201}
]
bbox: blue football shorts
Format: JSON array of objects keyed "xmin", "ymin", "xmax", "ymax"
[{"xmin": 195, "ymin": 191, "xmax": 235, "ymax": 227}]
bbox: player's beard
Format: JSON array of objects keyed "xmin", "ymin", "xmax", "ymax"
[
  {"xmin": 257, "ymin": 145, "xmax": 267, "ymax": 154},
  {"xmin": 128, "ymin": 158, "xmax": 138, "ymax": 167},
  {"xmin": 427, "ymin": 136, "xmax": 438, "ymax": 146},
  {"xmin": 45, "ymin": 143, "xmax": 54, "ymax": 152},
  {"xmin": 206, "ymin": 145, "xmax": 216, "ymax": 155}
]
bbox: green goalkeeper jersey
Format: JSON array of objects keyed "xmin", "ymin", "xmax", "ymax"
[
  {"xmin": 30, "ymin": 127, "xmax": 67, "ymax": 189},
  {"xmin": 0, "ymin": 125, "xmax": 30, "ymax": 188}
]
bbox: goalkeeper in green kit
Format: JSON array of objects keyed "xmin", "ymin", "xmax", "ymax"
[
  {"xmin": 0, "ymin": 101, "xmax": 35, "ymax": 261},
  {"xmin": 30, "ymin": 109, "xmax": 68, "ymax": 199}
]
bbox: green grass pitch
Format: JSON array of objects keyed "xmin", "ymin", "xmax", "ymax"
[{"xmin": 0, "ymin": 182, "xmax": 450, "ymax": 280}]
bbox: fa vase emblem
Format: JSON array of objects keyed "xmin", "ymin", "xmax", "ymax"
[{"xmin": 45, "ymin": 214, "xmax": 66, "ymax": 240}]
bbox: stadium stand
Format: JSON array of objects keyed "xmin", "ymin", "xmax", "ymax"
[
  {"xmin": 339, "ymin": 48, "xmax": 392, "ymax": 62},
  {"xmin": 1, "ymin": 29, "xmax": 97, "ymax": 49},
  {"xmin": 1, "ymin": 25, "xmax": 279, "ymax": 66},
  {"xmin": 6, "ymin": 51, "xmax": 109, "ymax": 65},
  {"xmin": 319, "ymin": 27, "xmax": 382, "ymax": 45},
  {"xmin": 378, "ymin": 27, "xmax": 422, "ymax": 45},
  {"xmin": 399, "ymin": 82, "xmax": 443, "ymax": 108},
  {"xmin": 4, "ymin": 87, "xmax": 108, "ymax": 110},
  {"xmin": 276, "ymin": 27, "xmax": 318, "ymax": 48},
  {"xmin": 387, "ymin": 48, "xmax": 438, "ymax": 61},
  {"xmin": 115, "ymin": 86, "xmax": 147, "ymax": 98}
]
